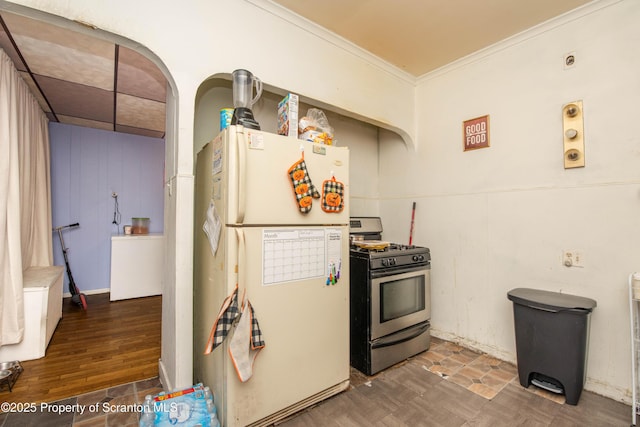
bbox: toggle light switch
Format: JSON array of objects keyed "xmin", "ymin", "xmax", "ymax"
[{"xmin": 562, "ymin": 100, "xmax": 584, "ymax": 169}]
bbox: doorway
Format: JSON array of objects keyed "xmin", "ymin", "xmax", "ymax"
[{"xmin": 0, "ymin": 4, "xmax": 177, "ymax": 399}]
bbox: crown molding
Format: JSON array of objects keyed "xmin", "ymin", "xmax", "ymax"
[
  {"xmin": 245, "ymin": 0, "xmax": 417, "ymax": 85},
  {"xmin": 417, "ymin": 0, "xmax": 623, "ymax": 83}
]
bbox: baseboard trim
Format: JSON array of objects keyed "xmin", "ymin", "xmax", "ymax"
[
  {"xmin": 158, "ymin": 358, "xmax": 172, "ymax": 391},
  {"xmin": 62, "ymin": 288, "xmax": 110, "ymax": 297}
]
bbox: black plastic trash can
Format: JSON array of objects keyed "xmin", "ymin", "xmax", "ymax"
[{"xmin": 507, "ymin": 288, "xmax": 596, "ymax": 405}]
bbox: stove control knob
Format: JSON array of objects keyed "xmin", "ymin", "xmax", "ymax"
[
  {"xmin": 382, "ymin": 259, "xmax": 388, "ymax": 267},
  {"xmin": 390, "ymin": 258, "xmax": 397, "ymax": 266},
  {"xmin": 413, "ymin": 255, "xmax": 425, "ymax": 262}
]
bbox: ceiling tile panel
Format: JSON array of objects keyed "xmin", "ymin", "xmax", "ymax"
[
  {"xmin": 117, "ymin": 46, "xmax": 166, "ymax": 102},
  {"xmin": 115, "ymin": 124, "xmax": 165, "ymax": 139},
  {"xmin": 0, "ymin": 18, "xmax": 26, "ymax": 71},
  {"xmin": 57, "ymin": 114, "xmax": 113, "ymax": 131},
  {"xmin": 2, "ymin": 12, "xmax": 167, "ymax": 138},
  {"xmin": 35, "ymin": 75, "xmax": 114, "ymax": 123},
  {"xmin": 2, "ymin": 11, "xmax": 115, "ymax": 90},
  {"xmin": 116, "ymin": 93, "xmax": 165, "ymax": 133}
]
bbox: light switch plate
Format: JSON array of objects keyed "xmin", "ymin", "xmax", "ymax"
[{"xmin": 563, "ymin": 100, "xmax": 585, "ymax": 169}]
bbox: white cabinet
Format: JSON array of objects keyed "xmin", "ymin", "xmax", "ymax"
[
  {"xmin": 110, "ymin": 234, "xmax": 164, "ymax": 301},
  {"xmin": 0, "ymin": 266, "xmax": 63, "ymax": 361}
]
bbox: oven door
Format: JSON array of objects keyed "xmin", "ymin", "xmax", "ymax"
[{"xmin": 370, "ymin": 268, "xmax": 430, "ymax": 340}]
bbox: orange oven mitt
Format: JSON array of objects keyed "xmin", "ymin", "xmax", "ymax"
[
  {"xmin": 288, "ymin": 155, "xmax": 320, "ymax": 213},
  {"xmin": 322, "ymin": 176, "xmax": 345, "ymax": 213}
]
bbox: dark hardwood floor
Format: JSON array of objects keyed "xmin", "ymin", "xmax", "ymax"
[{"xmin": 0, "ymin": 293, "xmax": 161, "ymax": 404}]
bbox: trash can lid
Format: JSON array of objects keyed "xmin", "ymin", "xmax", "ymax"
[{"xmin": 507, "ymin": 288, "xmax": 597, "ymax": 312}]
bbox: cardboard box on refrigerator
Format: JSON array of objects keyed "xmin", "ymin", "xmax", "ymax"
[{"xmin": 277, "ymin": 93, "xmax": 299, "ymax": 137}]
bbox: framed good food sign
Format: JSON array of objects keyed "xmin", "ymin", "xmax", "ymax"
[{"xmin": 463, "ymin": 115, "xmax": 490, "ymax": 151}]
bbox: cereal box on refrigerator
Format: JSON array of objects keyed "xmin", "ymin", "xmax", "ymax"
[{"xmin": 277, "ymin": 93, "xmax": 299, "ymax": 137}]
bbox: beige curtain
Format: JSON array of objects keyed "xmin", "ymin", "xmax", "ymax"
[{"xmin": 0, "ymin": 48, "xmax": 52, "ymax": 346}]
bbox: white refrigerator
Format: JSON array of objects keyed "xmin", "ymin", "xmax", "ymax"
[{"xmin": 193, "ymin": 125, "xmax": 350, "ymax": 427}]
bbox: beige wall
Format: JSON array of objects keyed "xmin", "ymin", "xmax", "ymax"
[{"xmin": 380, "ymin": 0, "xmax": 640, "ymax": 402}]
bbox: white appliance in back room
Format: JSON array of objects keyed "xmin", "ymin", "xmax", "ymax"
[{"xmin": 193, "ymin": 125, "xmax": 350, "ymax": 426}]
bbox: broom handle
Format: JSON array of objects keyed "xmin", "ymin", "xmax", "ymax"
[{"xmin": 409, "ymin": 202, "xmax": 416, "ymax": 245}]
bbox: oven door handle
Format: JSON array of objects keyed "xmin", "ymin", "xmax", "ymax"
[{"xmin": 371, "ymin": 322, "xmax": 430, "ymax": 349}]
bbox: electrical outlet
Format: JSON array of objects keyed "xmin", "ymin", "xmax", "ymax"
[{"xmin": 563, "ymin": 250, "xmax": 584, "ymax": 268}]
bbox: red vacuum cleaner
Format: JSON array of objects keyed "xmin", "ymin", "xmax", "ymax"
[{"xmin": 54, "ymin": 223, "xmax": 87, "ymax": 310}]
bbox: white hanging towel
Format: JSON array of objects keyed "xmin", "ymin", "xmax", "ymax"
[{"xmin": 229, "ymin": 299, "xmax": 265, "ymax": 382}]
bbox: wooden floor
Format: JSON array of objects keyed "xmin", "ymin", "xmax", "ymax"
[{"xmin": 0, "ymin": 293, "xmax": 161, "ymax": 404}]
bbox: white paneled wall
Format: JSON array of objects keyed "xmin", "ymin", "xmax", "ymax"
[{"xmin": 49, "ymin": 122, "xmax": 165, "ymax": 294}]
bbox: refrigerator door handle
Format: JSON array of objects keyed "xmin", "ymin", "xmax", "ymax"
[
  {"xmin": 236, "ymin": 128, "xmax": 247, "ymax": 223},
  {"xmin": 236, "ymin": 228, "xmax": 246, "ymax": 287}
]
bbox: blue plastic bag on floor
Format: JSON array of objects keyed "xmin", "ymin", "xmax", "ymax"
[{"xmin": 139, "ymin": 383, "xmax": 219, "ymax": 427}]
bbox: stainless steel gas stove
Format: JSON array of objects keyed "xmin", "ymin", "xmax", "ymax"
[{"xmin": 349, "ymin": 217, "xmax": 431, "ymax": 375}]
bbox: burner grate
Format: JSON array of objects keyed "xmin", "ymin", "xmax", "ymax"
[{"xmin": 351, "ymin": 243, "xmax": 420, "ymax": 252}]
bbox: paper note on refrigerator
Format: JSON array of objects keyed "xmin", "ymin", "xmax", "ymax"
[
  {"xmin": 203, "ymin": 200, "xmax": 221, "ymax": 256},
  {"xmin": 262, "ymin": 228, "xmax": 342, "ymax": 286},
  {"xmin": 212, "ymin": 143, "xmax": 223, "ymax": 175},
  {"xmin": 326, "ymin": 229, "xmax": 342, "ymax": 266}
]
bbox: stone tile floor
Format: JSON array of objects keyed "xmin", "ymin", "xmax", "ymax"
[
  {"xmin": 281, "ymin": 337, "xmax": 631, "ymax": 426},
  {"xmin": 0, "ymin": 377, "xmax": 162, "ymax": 426},
  {"xmin": 421, "ymin": 337, "xmax": 567, "ymax": 403},
  {"xmin": 348, "ymin": 337, "xmax": 568, "ymax": 405}
]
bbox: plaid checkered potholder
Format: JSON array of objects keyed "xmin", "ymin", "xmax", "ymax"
[
  {"xmin": 288, "ymin": 158, "xmax": 320, "ymax": 214},
  {"xmin": 248, "ymin": 301, "xmax": 265, "ymax": 349},
  {"xmin": 204, "ymin": 284, "xmax": 240, "ymax": 354},
  {"xmin": 322, "ymin": 177, "xmax": 344, "ymax": 213}
]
